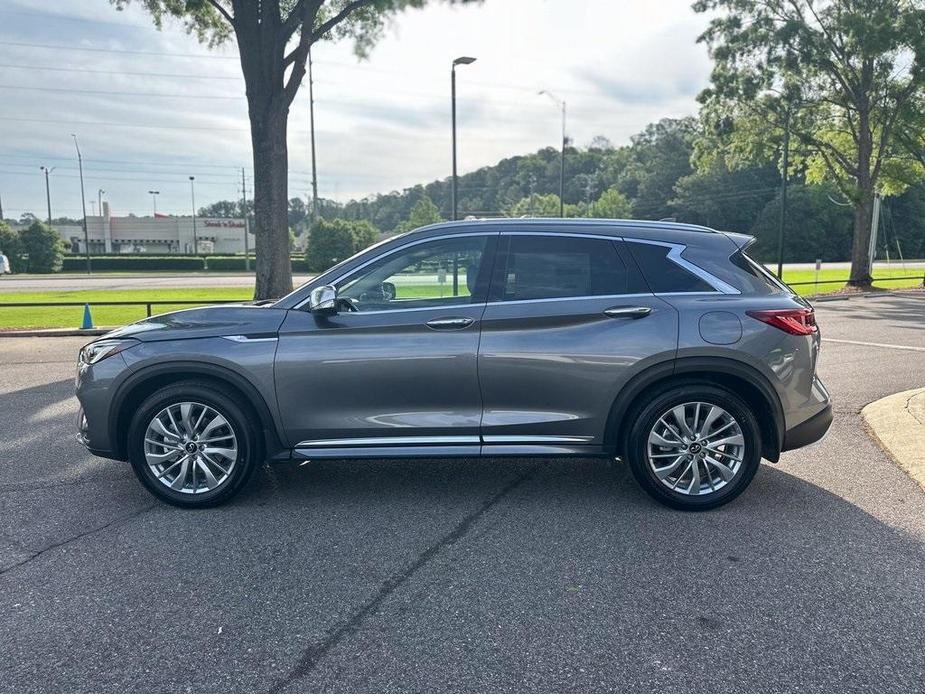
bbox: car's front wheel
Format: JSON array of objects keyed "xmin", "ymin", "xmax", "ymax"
[
  {"xmin": 624, "ymin": 384, "xmax": 762, "ymax": 511},
  {"xmin": 127, "ymin": 381, "xmax": 260, "ymax": 508}
]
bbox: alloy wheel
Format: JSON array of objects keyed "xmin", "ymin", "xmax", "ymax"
[
  {"xmin": 143, "ymin": 401, "xmax": 238, "ymax": 495},
  {"xmin": 646, "ymin": 401, "xmax": 745, "ymax": 496}
]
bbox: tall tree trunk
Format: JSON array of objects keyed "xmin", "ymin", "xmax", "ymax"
[
  {"xmin": 250, "ymin": 101, "xmax": 294, "ymax": 300},
  {"xmin": 848, "ymin": 191, "xmax": 873, "ymax": 287}
]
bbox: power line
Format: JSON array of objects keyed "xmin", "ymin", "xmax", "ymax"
[
  {"xmin": 0, "ymin": 116, "xmax": 249, "ymax": 132},
  {"xmin": 0, "ymin": 84, "xmax": 244, "ymax": 100},
  {"xmin": 0, "ymin": 63, "xmax": 242, "ymax": 80},
  {"xmin": 0, "ymin": 40, "xmax": 238, "ymax": 59}
]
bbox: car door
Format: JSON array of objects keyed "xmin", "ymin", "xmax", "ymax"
[
  {"xmin": 477, "ymin": 232, "xmax": 678, "ymax": 454},
  {"xmin": 275, "ymin": 232, "xmax": 498, "ymax": 458}
]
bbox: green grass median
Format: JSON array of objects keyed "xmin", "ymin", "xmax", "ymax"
[{"xmin": 0, "ymin": 269, "xmax": 921, "ymax": 329}]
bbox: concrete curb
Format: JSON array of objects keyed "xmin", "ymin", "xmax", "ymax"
[
  {"xmin": 862, "ymin": 387, "xmax": 925, "ymax": 491},
  {"xmin": 0, "ymin": 328, "xmax": 110, "ymax": 338}
]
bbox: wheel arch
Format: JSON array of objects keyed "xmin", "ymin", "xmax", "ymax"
[
  {"xmin": 109, "ymin": 361, "xmax": 286, "ymax": 462},
  {"xmin": 605, "ymin": 357, "xmax": 784, "ymax": 463}
]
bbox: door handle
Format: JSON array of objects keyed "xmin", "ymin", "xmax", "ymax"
[
  {"xmin": 426, "ymin": 317, "xmax": 474, "ymax": 330},
  {"xmin": 603, "ymin": 306, "xmax": 652, "ymax": 319}
]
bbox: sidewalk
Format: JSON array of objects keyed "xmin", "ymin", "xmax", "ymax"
[{"xmin": 863, "ymin": 388, "xmax": 925, "ymax": 491}]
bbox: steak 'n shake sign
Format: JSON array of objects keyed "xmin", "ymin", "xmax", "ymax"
[{"xmin": 203, "ymin": 219, "xmax": 246, "ymax": 228}]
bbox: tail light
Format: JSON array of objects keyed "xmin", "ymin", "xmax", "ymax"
[{"xmin": 746, "ymin": 308, "xmax": 817, "ymax": 335}]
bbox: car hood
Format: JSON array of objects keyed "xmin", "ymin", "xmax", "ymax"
[{"xmin": 103, "ymin": 304, "xmax": 288, "ymax": 342}]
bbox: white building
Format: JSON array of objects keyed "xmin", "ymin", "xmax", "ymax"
[{"xmin": 57, "ymin": 202, "xmax": 254, "ymax": 255}]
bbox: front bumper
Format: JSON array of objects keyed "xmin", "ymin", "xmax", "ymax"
[{"xmin": 781, "ymin": 403, "xmax": 833, "ymax": 451}]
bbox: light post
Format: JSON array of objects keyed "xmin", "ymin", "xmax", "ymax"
[
  {"xmin": 71, "ymin": 134, "xmax": 91, "ymax": 273},
  {"xmin": 98, "ymin": 189, "xmax": 105, "ymax": 217},
  {"xmin": 189, "ymin": 176, "xmax": 198, "ymax": 254},
  {"xmin": 241, "ymin": 168, "xmax": 250, "ymax": 272},
  {"xmin": 451, "ymin": 56, "xmax": 476, "ymax": 221},
  {"xmin": 148, "ymin": 190, "xmax": 160, "ymax": 216},
  {"xmin": 776, "ymin": 106, "xmax": 791, "ymax": 279},
  {"xmin": 308, "ymin": 46, "xmax": 319, "ymax": 224},
  {"xmin": 40, "ymin": 166, "xmax": 54, "ymax": 225},
  {"xmin": 538, "ymin": 90, "xmax": 566, "ymax": 218}
]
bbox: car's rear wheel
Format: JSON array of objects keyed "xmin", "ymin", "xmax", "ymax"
[
  {"xmin": 624, "ymin": 384, "xmax": 761, "ymax": 511},
  {"xmin": 127, "ymin": 381, "xmax": 260, "ymax": 508}
]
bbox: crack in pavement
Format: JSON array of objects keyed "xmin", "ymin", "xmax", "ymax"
[
  {"xmin": 0, "ymin": 503, "xmax": 157, "ymax": 576},
  {"xmin": 267, "ymin": 463, "xmax": 542, "ymax": 694}
]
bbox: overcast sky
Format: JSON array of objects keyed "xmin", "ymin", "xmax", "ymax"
[{"xmin": 0, "ymin": 0, "xmax": 713, "ymax": 220}]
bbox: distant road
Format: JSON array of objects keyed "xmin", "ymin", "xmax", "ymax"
[{"xmin": 0, "ymin": 261, "xmax": 922, "ymax": 293}]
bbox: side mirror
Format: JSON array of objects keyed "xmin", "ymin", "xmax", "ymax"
[{"xmin": 309, "ymin": 285, "xmax": 338, "ymax": 314}]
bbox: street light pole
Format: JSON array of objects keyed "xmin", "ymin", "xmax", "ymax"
[
  {"xmin": 40, "ymin": 166, "xmax": 54, "ymax": 225},
  {"xmin": 148, "ymin": 190, "xmax": 160, "ymax": 216},
  {"xmin": 71, "ymin": 134, "xmax": 91, "ymax": 274},
  {"xmin": 776, "ymin": 107, "xmax": 791, "ymax": 279},
  {"xmin": 98, "ymin": 189, "xmax": 105, "ymax": 217},
  {"xmin": 539, "ymin": 90, "xmax": 566, "ymax": 217},
  {"xmin": 451, "ymin": 56, "xmax": 476, "ymax": 221},
  {"xmin": 308, "ymin": 46, "xmax": 319, "ymax": 225},
  {"xmin": 189, "ymin": 176, "xmax": 198, "ymax": 254}
]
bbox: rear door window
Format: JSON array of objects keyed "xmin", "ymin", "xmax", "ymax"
[{"xmin": 498, "ymin": 235, "xmax": 629, "ymax": 301}]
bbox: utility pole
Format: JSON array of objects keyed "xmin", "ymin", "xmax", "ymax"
[
  {"xmin": 539, "ymin": 91, "xmax": 567, "ymax": 218},
  {"xmin": 71, "ymin": 134, "xmax": 91, "ymax": 274},
  {"xmin": 40, "ymin": 166, "xmax": 54, "ymax": 225},
  {"xmin": 308, "ymin": 46, "xmax": 319, "ymax": 225},
  {"xmin": 868, "ymin": 194, "xmax": 882, "ymax": 271},
  {"xmin": 98, "ymin": 189, "xmax": 105, "ymax": 217},
  {"xmin": 189, "ymin": 176, "xmax": 198, "ymax": 254},
  {"xmin": 776, "ymin": 107, "xmax": 791, "ymax": 279},
  {"xmin": 451, "ymin": 56, "xmax": 477, "ymax": 221},
  {"xmin": 241, "ymin": 167, "xmax": 250, "ymax": 272}
]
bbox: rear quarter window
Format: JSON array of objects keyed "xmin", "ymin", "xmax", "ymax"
[{"xmin": 626, "ymin": 241, "xmax": 715, "ymax": 293}]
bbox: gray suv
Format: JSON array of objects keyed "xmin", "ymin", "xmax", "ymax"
[{"xmin": 76, "ymin": 219, "xmax": 832, "ymax": 511}]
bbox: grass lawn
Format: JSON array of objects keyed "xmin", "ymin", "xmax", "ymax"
[{"xmin": 0, "ymin": 270, "xmax": 921, "ymax": 329}]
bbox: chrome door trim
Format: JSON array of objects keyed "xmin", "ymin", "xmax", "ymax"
[
  {"xmin": 481, "ymin": 434, "xmax": 595, "ymax": 444},
  {"xmin": 603, "ymin": 306, "xmax": 652, "ymax": 319},
  {"xmin": 295, "ymin": 435, "xmax": 481, "ymax": 447},
  {"xmin": 220, "ymin": 335, "xmax": 279, "ymax": 343}
]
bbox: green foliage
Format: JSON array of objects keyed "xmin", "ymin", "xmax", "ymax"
[
  {"xmin": 694, "ymin": 0, "xmax": 925, "ymax": 282},
  {"xmin": 61, "ymin": 255, "xmax": 207, "ymax": 272},
  {"xmin": 588, "ymin": 187, "xmax": 632, "ymax": 219},
  {"xmin": 0, "ymin": 220, "xmax": 25, "ymax": 273},
  {"xmin": 305, "ymin": 218, "xmax": 381, "ymax": 272},
  {"xmin": 507, "ymin": 193, "xmax": 563, "ymax": 218},
  {"xmin": 749, "ymin": 183, "xmax": 855, "ymax": 262},
  {"xmin": 19, "ymin": 221, "xmax": 66, "ymax": 273},
  {"xmin": 396, "ymin": 196, "xmax": 443, "ymax": 232}
]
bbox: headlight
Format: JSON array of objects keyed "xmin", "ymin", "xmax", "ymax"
[{"xmin": 79, "ymin": 338, "xmax": 138, "ymax": 365}]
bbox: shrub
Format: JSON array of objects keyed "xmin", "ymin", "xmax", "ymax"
[
  {"xmin": 19, "ymin": 221, "xmax": 66, "ymax": 273},
  {"xmin": 305, "ymin": 218, "xmax": 381, "ymax": 272},
  {"xmin": 60, "ymin": 255, "xmax": 206, "ymax": 272},
  {"xmin": 0, "ymin": 220, "xmax": 25, "ymax": 273}
]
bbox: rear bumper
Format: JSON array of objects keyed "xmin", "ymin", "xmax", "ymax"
[{"xmin": 781, "ymin": 403, "xmax": 833, "ymax": 451}]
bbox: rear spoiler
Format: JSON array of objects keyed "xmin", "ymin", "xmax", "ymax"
[{"xmin": 720, "ymin": 231, "xmax": 756, "ymax": 250}]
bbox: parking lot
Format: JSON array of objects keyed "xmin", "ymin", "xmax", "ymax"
[{"xmin": 1, "ymin": 293, "xmax": 924, "ymax": 693}]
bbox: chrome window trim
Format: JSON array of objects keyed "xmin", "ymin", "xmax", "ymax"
[
  {"xmin": 623, "ymin": 237, "xmax": 741, "ymax": 295},
  {"xmin": 293, "ymin": 231, "xmax": 499, "ymax": 310}
]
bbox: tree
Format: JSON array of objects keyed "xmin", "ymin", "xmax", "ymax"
[
  {"xmin": 305, "ymin": 217, "xmax": 380, "ymax": 271},
  {"xmin": 0, "ymin": 220, "xmax": 24, "ymax": 273},
  {"xmin": 507, "ymin": 193, "xmax": 563, "ymax": 218},
  {"xmin": 694, "ymin": 0, "xmax": 925, "ymax": 286},
  {"xmin": 395, "ymin": 195, "xmax": 443, "ymax": 233},
  {"xmin": 116, "ymin": 0, "xmax": 477, "ymax": 300},
  {"xmin": 588, "ymin": 187, "xmax": 632, "ymax": 219},
  {"xmin": 19, "ymin": 221, "xmax": 66, "ymax": 273}
]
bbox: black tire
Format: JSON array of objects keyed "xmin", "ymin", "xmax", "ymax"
[
  {"xmin": 624, "ymin": 383, "xmax": 762, "ymax": 511},
  {"xmin": 127, "ymin": 380, "xmax": 261, "ymax": 508}
]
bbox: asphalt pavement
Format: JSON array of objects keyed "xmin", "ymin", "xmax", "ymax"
[{"xmin": 1, "ymin": 294, "xmax": 924, "ymax": 693}]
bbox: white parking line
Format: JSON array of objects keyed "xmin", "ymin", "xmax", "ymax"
[{"xmin": 823, "ymin": 338, "xmax": 925, "ymax": 352}]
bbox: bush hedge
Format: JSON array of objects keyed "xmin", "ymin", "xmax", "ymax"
[{"xmin": 58, "ymin": 255, "xmax": 311, "ymax": 273}]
